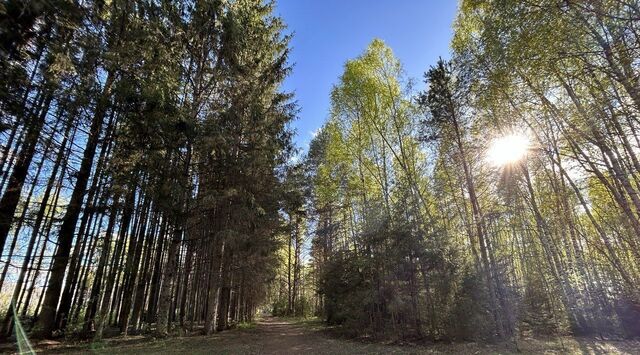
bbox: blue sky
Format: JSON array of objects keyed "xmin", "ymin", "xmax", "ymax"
[{"xmin": 274, "ymin": 0, "xmax": 459, "ymax": 151}]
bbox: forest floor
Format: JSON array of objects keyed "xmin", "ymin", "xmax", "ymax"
[{"xmin": 11, "ymin": 317, "xmax": 640, "ymax": 354}]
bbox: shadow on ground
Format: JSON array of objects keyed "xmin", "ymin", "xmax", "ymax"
[{"xmin": 21, "ymin": 317, "xmax": 640, "ymax": 354}]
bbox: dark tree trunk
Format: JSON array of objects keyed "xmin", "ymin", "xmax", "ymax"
[
  {"xmin": 35, "ymin": 74, "xmax": 115, "ymax": 338},
  {"xmin": 0, "ymin": 92, "xmax": 52, "ymax": 253}
]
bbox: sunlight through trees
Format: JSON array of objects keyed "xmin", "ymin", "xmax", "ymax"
[{"xmin": 0, "ymin": 0, "xmax": 638, "ymax": 350}]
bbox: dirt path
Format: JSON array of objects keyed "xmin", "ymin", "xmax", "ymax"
[
  {"xmin": 36, "ymin": 317, "xmax": 640, "ymax": 354},
  {"xmin": 33, "ymin": 317, "xmax": 396, "ymax": 354},
  {"xmin": 77, "ymin": 317, "xmax": 408, "ymax": 355}
]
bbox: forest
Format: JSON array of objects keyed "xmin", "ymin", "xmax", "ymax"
[{"xmin": 0, "ymin": 0, "xmax": 639, "ymax": 353}]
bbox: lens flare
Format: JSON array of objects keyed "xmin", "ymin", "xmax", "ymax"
[{"xmin": 487, "ymin": 133, "xmax": 530, "ymax": 167}]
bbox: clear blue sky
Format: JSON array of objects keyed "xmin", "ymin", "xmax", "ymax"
[{"xmin": 274, "ymin": 0, "xmax": 459, "ymax": 151}]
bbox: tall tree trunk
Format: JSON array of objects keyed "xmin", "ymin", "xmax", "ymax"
[
  {"xmin": 0, "ymin": 92, "xmax": 52, "ymax": 253},
  {"xmin": 156, "ymin": 223, "xmax": 182, "ymax": 336},
  {"xmin": 119, "ymin": 197, "xmax": 150, "ymax": 334},
  {"xmin": 93, "ymin": 187, "xmax": 135, "ymax": 341},
  {"xmin": 35, "ymin": 73, "xmax": 115, "ymax": 338}
]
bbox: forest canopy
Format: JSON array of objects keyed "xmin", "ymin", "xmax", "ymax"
[{"xmin": 0, "ymin": 0, "xmax": 639, "ymax": 349}]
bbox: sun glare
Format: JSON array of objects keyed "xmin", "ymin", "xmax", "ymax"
[{"xmin": 487, "ymin": 133, "xmax": 530, "ymax": 167}]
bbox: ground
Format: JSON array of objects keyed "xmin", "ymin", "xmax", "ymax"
[{"xmin": 9, "ymin": 317, "xmax": 640, "ymax": 354}]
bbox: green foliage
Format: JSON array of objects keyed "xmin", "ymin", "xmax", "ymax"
[
  {"xmin": 308, "ymin": 0, "xmax": 640, "ymax": 341},
  {"xmin": 3, "ymin": 0, "xmax": 640, "ymax": 346},
  {"xmin": 319, "ymin": 252, "xmax": 370, "ymax": 328}
]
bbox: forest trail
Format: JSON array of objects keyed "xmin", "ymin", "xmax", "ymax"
[
  {"xmin": 34, "ymin": 317, "xmax": 640, "ymax": 354},
  {"xmin": 79, "ymin": 317, "xmax": 408, "ymax": 354},
  {"xmin": 38, "ymin": 317, "xmax": 407, "ymax": 354}
]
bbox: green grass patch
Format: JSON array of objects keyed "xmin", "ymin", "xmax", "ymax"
[{"xmin": 236, "ymin": 321, "xmax": 256, "ymax": 330}]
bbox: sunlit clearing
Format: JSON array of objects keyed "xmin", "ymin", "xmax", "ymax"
[{"xmin": 487, "ymin": 133, "xmax": 530, "ymax": 167}]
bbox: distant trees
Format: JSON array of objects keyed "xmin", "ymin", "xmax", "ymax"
[
  {"xmin": 0, "ymin": 0, "xmax": 294, "ymax": 340},
  {"xmin": 268, "ymin": 163, "xmax": 314, "ymax": 318}
]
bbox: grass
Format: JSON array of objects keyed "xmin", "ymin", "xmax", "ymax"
[
  {"xmin": 13, "ymin": 317, "xmax": 640, "ymax": 354},
  {"xmin": 235, "ymin": 321, "xmax": 256, "ymax": 330}
]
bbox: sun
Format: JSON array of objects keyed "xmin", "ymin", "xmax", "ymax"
[{"xmin": 487, "ymin": 133, "xmax": 530, "ymax": 167}]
